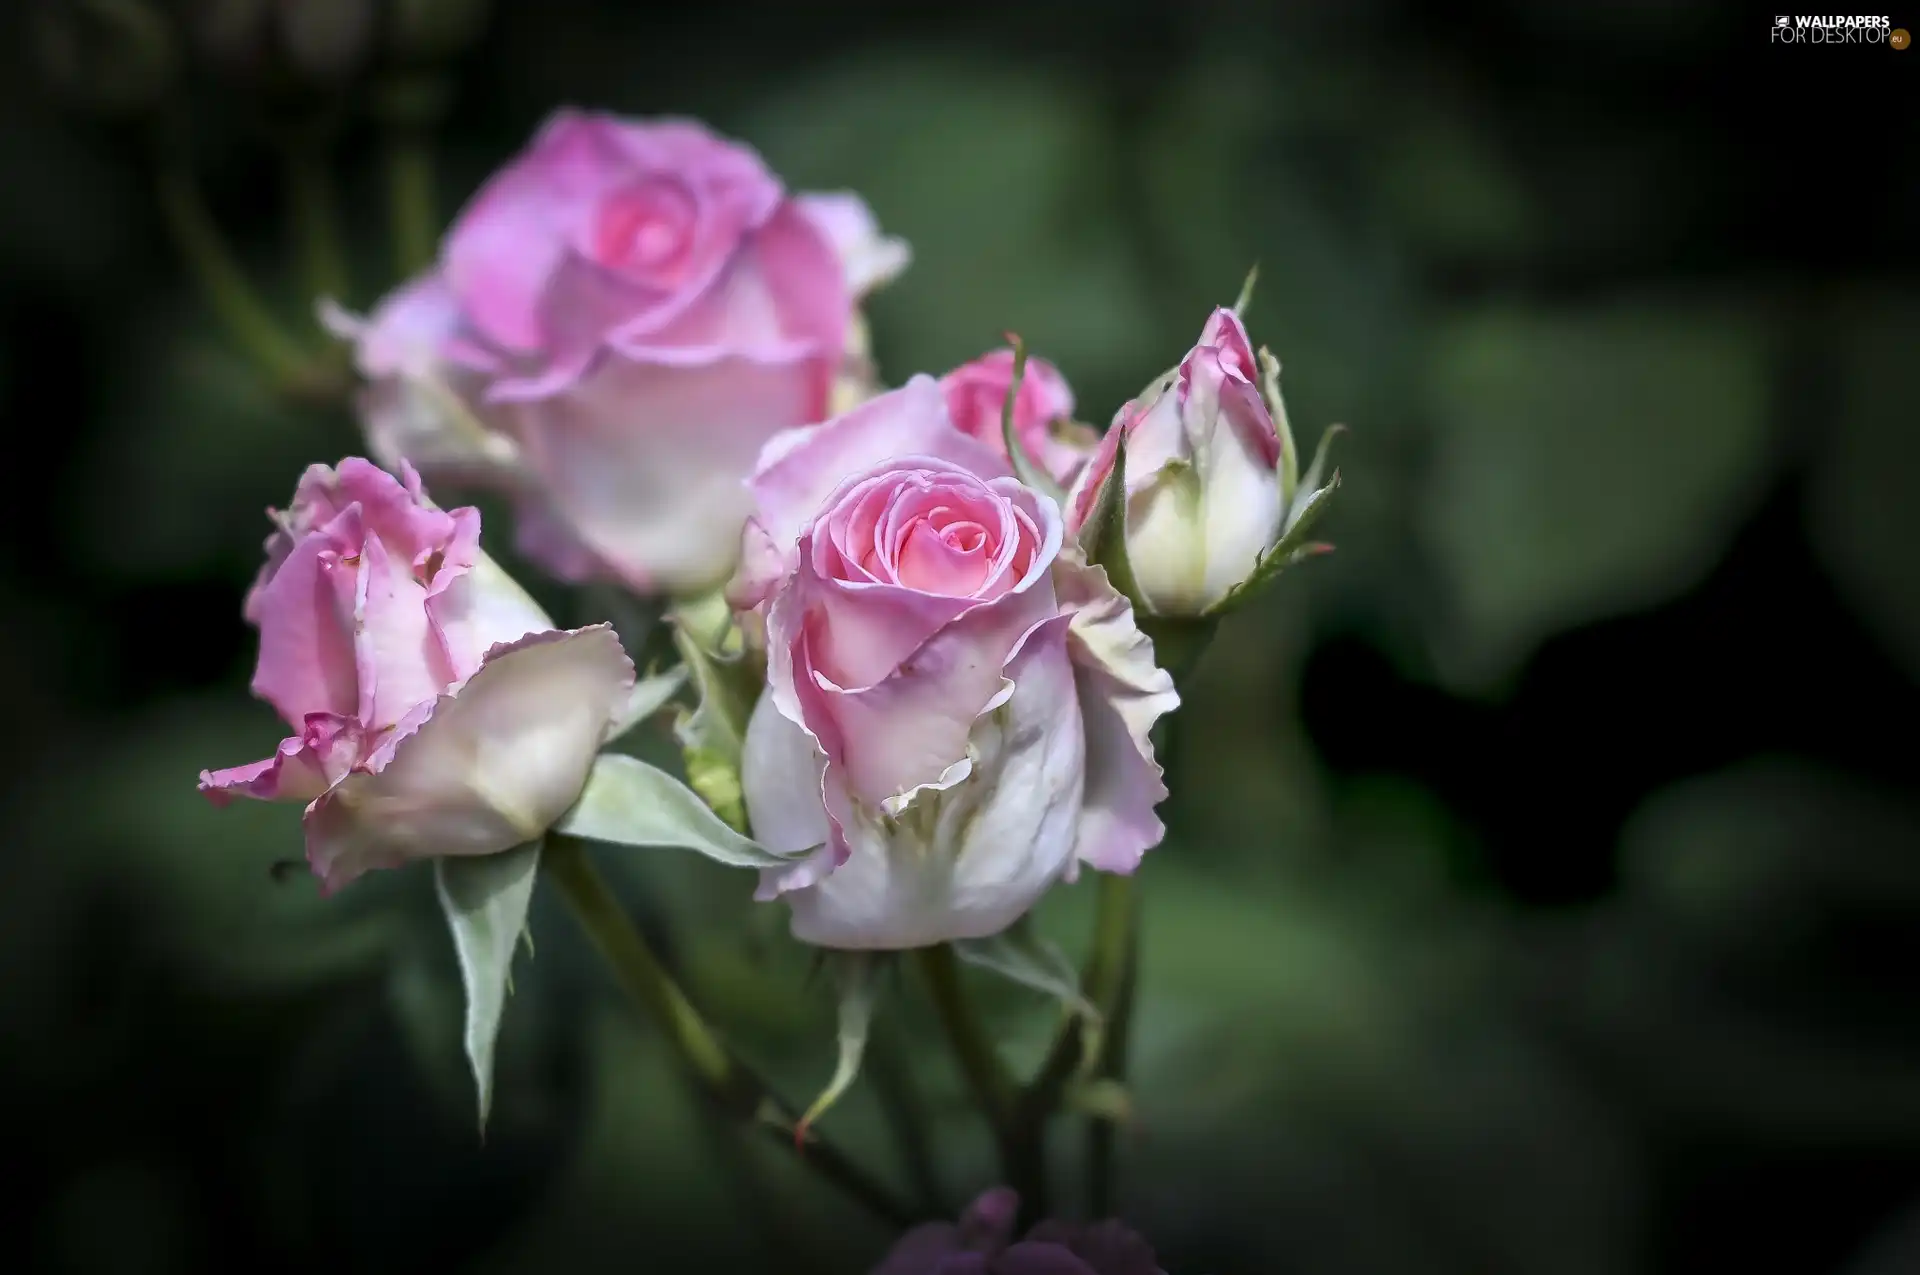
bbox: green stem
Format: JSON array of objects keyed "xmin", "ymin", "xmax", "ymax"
[
  {"xmin": 916, "ymin": 943, "xmax": 1016, "ymax": 1126},
  {"xmin": 543, "ymin": 837, "xmax": 917, "ymax": 1229},
  {"xmin": 690, "ymin": 1084, "xmax": 833, "ymax": 1275},
  {"xmin": 281, "ymin": 132, "xmax": 350, "ymax": 311},
  {"xmin": 386, "ymin": 131, "xmax": 438, "ymax": 278},
  {"xmin": 153, "ymin": 162, "xmax": 311, "ymax": 386},
  {"xmin": 916, "ymin": 944, "xmax": 1046, "ymax": 1212},
  {"xmin": 867, "ymin": 1023, "xmax": 949, "ymax": 1218},
  {"xmin": 1015, "ymin": 863, "xmax": 1143, "ymax": 1215},
  {"xmin": 1084, "ymin": 873, "xmax": 1140, "ymax": 1216}
]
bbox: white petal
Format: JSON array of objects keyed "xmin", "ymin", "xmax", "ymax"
[
  {"xmin": 433, "ymin": 550, "xmax": 557, "ymax": 678},
  {"xmin": 781, "ymin": 617, "xmax": 1085, "ymax": 950},
  {"xmin": 1053, "ymin": 555, "xmax": 1180, "ymax": 874},
  {"xmin": 304, "ymin": 626, "xmax": 633, "ymax": 892}
]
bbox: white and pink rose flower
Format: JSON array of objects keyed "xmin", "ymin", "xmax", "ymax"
[
  {"xmin": 199, "ymin": 458, "xmax": 633, "ymax": 893},
  {"xmin": 732, "ymin": 377, "xmax": 1179, "ymax": 949},
  {"xmin": 938, "ymin": 347, "xmax": 1092, "ymax": 486},
  {"xmin": 328, "ymin": 110, "xmax": 908, "ymax": 597}
]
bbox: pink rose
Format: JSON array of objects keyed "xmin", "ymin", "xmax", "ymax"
[
  {"xmin": 735, "ymin": 377, "xmax": 1179, "ymax": 949},
  {"xmin": 331, "ymin": 111, "xmax": 907, "ymax": 595},
  {"xmin": 199, "ymin": 459, "xmax": 633, "ymax": 892},
  {"xmin": 1067, "ymin": 308, "xmax": 1285, "ymax": 616},
  {"xmin": 940, "ymin": 348, "xmax": 1090, "ymax": 485}
]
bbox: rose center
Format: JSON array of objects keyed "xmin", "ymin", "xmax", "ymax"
[
  {"xmin": 892, "ymin": 501, "xmax": 999, "ymax": 597},
  {"xmin": 589, "ymin": 178, "xmax": 696, "ymax": 278},
  {"xmin": 941, "ymin": 519, "xmax": 987, "ymax": 553}
]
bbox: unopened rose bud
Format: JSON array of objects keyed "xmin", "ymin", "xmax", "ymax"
[
  {"xmin": 1067, "ymin": 304, "xmax": 1336, "ymax": 621},
  {"xmin": 33, "ymin": 0, "xmax": 178, "ymax": 117},
  {"xmin": 940, "ymin": 347, "xmax": 1092, "ymax": 486}
]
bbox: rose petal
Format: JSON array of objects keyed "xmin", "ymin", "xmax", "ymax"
[
  {"xmin": 352, "ymin": 523, "xmax": 453, "ymax": 730},
  {"xmin": 795, "ymin": 190, "xmax": 911, "ymax": 298},
  {"xmin": 781, "ymin": 615, "xmax": 1083, "ymax": 949},
  {"xmin": 1184, "ymin": 351, "xmax": 1286, "ymax": 604},
  {"xmin": 810, "ymin": 589, "xmax": 1058, "ymax": 805},
  {"xmin": 328, "ymin": 280, "xmax": 524, "ymax": 487},
  {"xmin": 745, "ymin": 376, "xmax": 1012, "ymax": 580},
  {"xmin": 940, "ymin": 349, "xmax": 1084, "ymax": 484},
  {"xmin": 506, "ymin": 350, "xmax": 825, "ymax": 594},
  {"xmin": 303, "ymin": 625, "xmax": 633, "ymax": 893},
  {"xmin": 430, "ymin": 549, "xmax": 557, "ymax": 684},
  {"xmin": 1053, "ymin": 555, "xmax": 1179, "ymax": 874},
  {"xmin": 994, "ymin": 1243, "xmax": 1102, "ymax": 1275},
  {"xmin": 248, "ymin": 506, "xmax": 360, "ymax": 726},
  {"xmin": 198, "ymin": 736, "xmax": 329, "ymax": 806},
  {"xmin": 443, "ymin": 111, "xmax": 629, "ymax": 353},
  {"xmin": 868, "ymin": 1224, "xmax": 967, "ymax": 1275},
  {"xmin": 610, "ymin": 198, "xmax": 847, "ymax": 369},
  {"xmin": 199, "ymin": 712, "xmax": 364, "ymax": 807}
]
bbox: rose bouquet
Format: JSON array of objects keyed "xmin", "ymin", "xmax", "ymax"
[{"xmin": 189, "ymin": 105, "xmax": 1341, "ymax": 1267}]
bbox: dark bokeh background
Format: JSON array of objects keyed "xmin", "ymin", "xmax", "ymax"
[{"xmin": 4, "ymin": 2, "xmax": 1918, "ymax": 1272}]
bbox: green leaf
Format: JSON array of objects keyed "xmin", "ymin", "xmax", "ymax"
[
  {"xmin": 1206, "ymin": 453, "xmax": 1342, "ymax": 617},
  {"xmin": 1232, "ymin": 262, "xmax": 1260, "ymax": 317},
  {"xmin": 953, "ymin": 923, "xmax": 1102, "ymax": 1072},
  {"xmin": 433, "ymin": 840, "xmax": 542, "ymax": 1131},
  {"xmin": 999, "ymin": 334, "xmax": 1066, "ymax": 504},
  {"xmin": 605, "ymin": 665, "xmax": 689, "ymax": 744},
  {"xmin": 1083, "ymin": 427, "xmax": 1142, "ymax": 609},
  {"xmin": 1290, "ymin": 423, "xmax": 1345, "ymax": 528},
  {"xmin": 554, "ymin": 753, "xmax": 795, "ymax": 869},
  {"xmin": 1259, "ymin": 346, "xmax": 1301, "ymax": 504},
  {"xmin": 1421, "ymin": 300, "xmax": 1775, "ymax": 688},
  {"xmin": 797, "ymin": 952, "xmax": 882, "ymax": 1141}
]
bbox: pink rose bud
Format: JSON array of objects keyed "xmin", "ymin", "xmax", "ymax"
[
  {"xmin": 1067, "ymin": 308, "xmax": 1286, "ymax": 616},
  {"xmin": 940, "ymin": 347, "xmax": 1092, "ymax": 486},
  {"xmin": 199, "ymin": 459, "xmax": 633, "ymax": 893},
  {"xmin": 330, "ymin": 111, "xmax": 908, "ymax": 597},
  {"xmin": 734, "ymin": 377, "xmax": 1179, "ymax": 949}
]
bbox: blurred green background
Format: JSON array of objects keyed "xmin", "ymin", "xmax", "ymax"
[{"xmin": 4, "ymin": 2, "xmax": 1918, "ymax": 1272}]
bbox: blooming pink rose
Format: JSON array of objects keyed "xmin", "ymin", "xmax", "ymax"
[
  {"xmin": 735, "ymin": 377, "xmax": 1179, "ymax": 949},
  {"xmin": 940, "ymin": 348, "xmax": 1091, "ymax": 484},
  {"xmin": 331, "ymin": 111, "xmax": 907, "ymax": 595},
  {"xmin": 1067, "ymin": 308, "xmax": 1284, "ymax": 616},
  {"xmin": 199, "ymin": 459, "xmax": 633, "ymax": 892}
]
